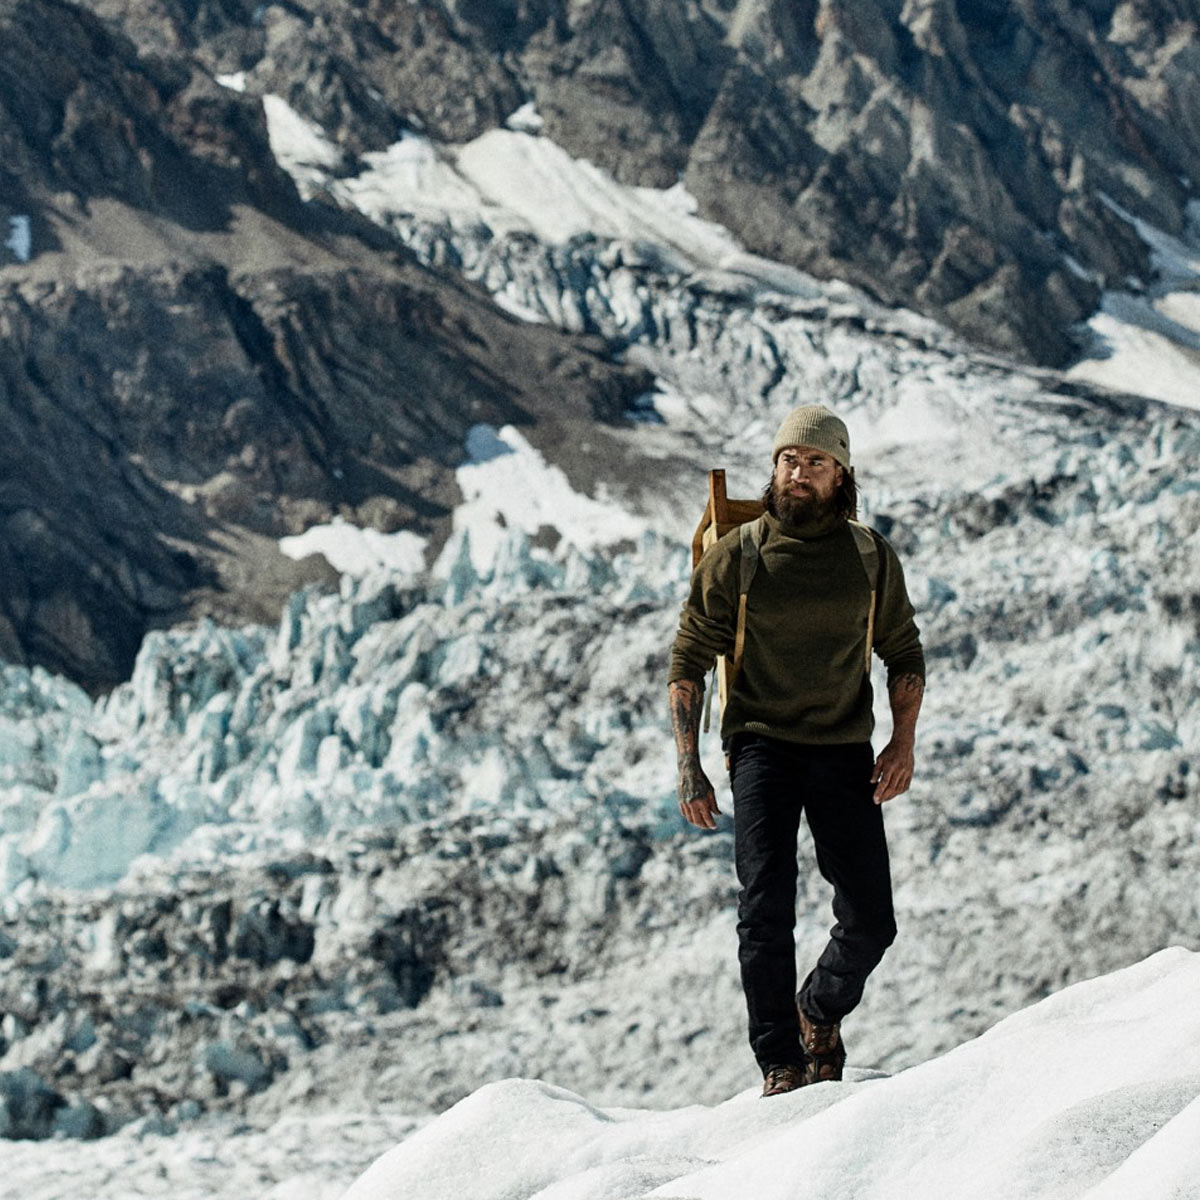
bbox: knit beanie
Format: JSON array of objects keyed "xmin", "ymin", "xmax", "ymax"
[{"xmin": 771, "ymin": 404, "xmax": 851, "ymax": 469}]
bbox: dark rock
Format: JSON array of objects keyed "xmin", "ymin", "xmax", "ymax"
[
  {"xmin": 201, "ymin": 1040, "xmax": 274, "ymax": 1092},
  {"xmin": 609, "ymin": 835, "xmax": 652, "ymax": 881},
  {"xmin": 0, "ymin": 1, "xmax": 651, "ymax": 694},
  {"xmin": 368, "ymin": 908, "xmax": 444, "ymax": 1008},
  {"xmin": 80, "ymin": 0, "xmax": 1199, "ymax": 364},
  {"xmin": 0, "ymin": 0, "xmax": 299, "ymax": 223},
  {"xmin": 0, "ymin": 1068, "xmax": 64, "ymax": 1140},
  {"xmin": 232, "ymin": 900, "xmax": 315, "ymax": 967},
  {"xmin": 53, "ymin": 1097, "xmax": 107, "ymax": 1140}
]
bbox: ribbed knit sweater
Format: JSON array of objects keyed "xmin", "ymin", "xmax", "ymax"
[{"xmin": 668, "ymin": 512, "xmax": 925, "ymax": 744}]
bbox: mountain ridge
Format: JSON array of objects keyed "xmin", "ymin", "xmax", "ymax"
[
  {"xmin": 80, "ymin": 0, "xmax": 1200, "ymax": 363},
  {"xmin": 0, "ymin": 0, "xmax": 652, "ymax": 691}
]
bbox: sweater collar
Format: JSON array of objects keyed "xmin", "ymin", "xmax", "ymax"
[{"xmin": 764, "ymin": 510, "xmax": 845, "ymax": 541}]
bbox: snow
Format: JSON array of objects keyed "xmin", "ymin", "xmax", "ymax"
[
  {"xmin": 280, "ymin": 517, "xmax": 427, "ymax": 578},
  {"xmin": 333, "ymin": 124, "xmax": 723, "ymax": 255},
  {"xmin": 0, "ymin": 1111, "xmax": 423, "ymax": 1200},
  {"xmin": 333, "ymin": 132, "xmax": 486, "ymax": 224},
  {"xmin": 343, "ymin": 949, "xmax": 1200, "ymax": 1200},
  {"xmin": 437, "ymin": 424, "xmax": 646, "ymax": 575},
  {"xmin": 1067, "ymin": 198, "xmax": 1200, "ymax": 410},
  {"xmin": 505, "ymin": 101, "xmax": 544, "ymax": 134},
  {"xmin": 318, "ymin": 121, "xmax": 848, "ymax": 303},
  {"xmin": 278, "ymin": 418, "xmax": 654, "ymax": 585},
  {"xmin": 1067, "ymin": 289, "xmax": 1200, "ymax": 410},
  {"xmin": 262, "ymin": 95, "xmax": 344, "ymax": 197}
]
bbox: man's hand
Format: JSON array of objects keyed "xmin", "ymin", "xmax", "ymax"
[
  {"xmin": 874, "ymin": 672, "xmax": 924, "ymax": 803},
  {"xmin": 871, "ymin": 738, "xmax": 914, "ymax": 804},
  {"xmin": 669, "ymin": 678, "xmax": 722, "ymax": 831},
  {"xmin": 678, "ymin": 760, "xmax": 721, "ymax": 830}
]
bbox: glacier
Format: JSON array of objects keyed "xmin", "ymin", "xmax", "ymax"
[{"xmin": 0, "ymin": 78, "xmax": 1197, "ymax": 1200}]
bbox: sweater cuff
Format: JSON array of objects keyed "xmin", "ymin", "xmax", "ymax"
[{"xmin": 884, "ymin": 651, "xmax": 925, "ymax": 688}]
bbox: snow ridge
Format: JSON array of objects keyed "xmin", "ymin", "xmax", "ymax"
[{"xmin": 344, "ymin": 950, "xmax": 1200, "ymax": 1200}]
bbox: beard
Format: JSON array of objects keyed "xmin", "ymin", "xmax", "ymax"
[{"xmin": 769, "ymin": 478, "xmax": 834, "ymax": 525}]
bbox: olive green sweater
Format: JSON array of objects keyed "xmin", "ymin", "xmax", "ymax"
[{"xmin": 668, "ymin": 512, "xmax": 925, "ymax": 744}]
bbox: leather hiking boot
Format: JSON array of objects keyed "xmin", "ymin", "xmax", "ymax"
[
  {"xmin": 761, "ymin": 1063, "xmax": 805, "ymax": 1097},
  {"xmin": 798, "ymin": 1009, "xmax": 846, "ymax": 1084}
]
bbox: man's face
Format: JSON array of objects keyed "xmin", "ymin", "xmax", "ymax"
[{"xmin": 772, "ymin": 445, "xmax": 843, "ymax": 523}]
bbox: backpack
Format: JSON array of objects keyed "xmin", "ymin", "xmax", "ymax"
[{"xmin": 691, "ymin": 469, "xmax": 879, "ymax": 731}]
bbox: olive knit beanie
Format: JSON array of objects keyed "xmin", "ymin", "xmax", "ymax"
[{"xmin": 771, "ymin": 404, "xmax": 851, "ymax": 469}]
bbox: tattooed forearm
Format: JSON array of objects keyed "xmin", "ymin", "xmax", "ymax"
[
  {"xmin": 890, "ymin": 672, "xmax": 925, "ymax": 697},
  {"xmin": 669, "ymin": 678, "xmax": 716, "ymax": 816},
  {"xmin": 887, "ymin": 672, "xmax": 925, "ymax": 743},
  {"xmin": 669, "ymin": 678, "xmax": 704, "ymax": 766}
]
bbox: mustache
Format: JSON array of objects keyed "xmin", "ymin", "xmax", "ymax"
[{"xmin": 770, "ymin": 478, "xmax": 833, "ymax": 522}]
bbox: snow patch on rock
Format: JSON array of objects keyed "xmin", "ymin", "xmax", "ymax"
[
  {"xmin": 280, "ymin": 518, "xmax": 427, "ymax": 579},
  {"xmin": 442, "ymin": 424, "xmax": 646, "ymax": 576}
]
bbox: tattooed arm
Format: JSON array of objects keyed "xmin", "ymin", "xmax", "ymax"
[
  {"xmin": 668, "ymin": 679, "xmax": 721, "ymax": 830},
  {"xmin": 871, "ymin": 672, "xmax": 925, "ymax": 804}
]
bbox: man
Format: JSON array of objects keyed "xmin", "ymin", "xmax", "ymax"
[{"xmin": 668, "ymin": 404, "xmax": 925, "ymax": 1097}]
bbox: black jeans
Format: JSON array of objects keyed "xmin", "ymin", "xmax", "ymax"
[{"xmin": 729, "ymin": 734, "xmax": 897, "ymax": 1071}]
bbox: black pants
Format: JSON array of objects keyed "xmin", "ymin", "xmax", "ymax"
[{"xmin": 730, "ymin": 734, "xmax": 897, "ymax": 1071}]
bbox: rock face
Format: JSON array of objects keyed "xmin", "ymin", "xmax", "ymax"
[
  {"xmin": 81, "ymin": 0, "xmax": 1200, "ymax": 366},
  {"xmin": 0, "ymin": 0, "xmax": 648, "ymax": 692},
  {"xmin": 4, "ymin": 0, "xmax": 1200, "ymax": 691}
]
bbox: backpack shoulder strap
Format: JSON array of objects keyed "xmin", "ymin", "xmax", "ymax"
[
  {"xmin": 702, "ymin": 514, "xmax": 765, "ymax": 734},
  {"xmin": 847, "ymin": 520, "xmax": 879, "ymax": 675},
  {"xmin": 731, "ymin": 515, "xmax": 766, "ymax": 673}
]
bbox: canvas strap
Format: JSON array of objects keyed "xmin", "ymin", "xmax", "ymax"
[
  {"xmin": 731, "ymin": 516, "xmax": 764, "ymax": 675},
  {"xmin": 848, "ymin": 520, "xmax": 879, "ymax": 674}
]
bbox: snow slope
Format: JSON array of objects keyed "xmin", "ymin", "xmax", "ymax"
[
  {"xmin": 4, "ymin": 951, "xmax": 1194, "ymax": 1199},
  {"xmin": 257, "ymin": 92, "xmax": 1200, "ymax": 410},
  {"xmin": 1067, "ymin": 200, "xmax": 1200, "ymax": 411},
  {"xmin": 342, "ymin": 949, "xmax": 1200, "ymax": 1200}
]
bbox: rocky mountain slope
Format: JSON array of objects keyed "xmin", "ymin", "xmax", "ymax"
[
  {"xmin": 4, "ymin": 0, "xmax": 1200, "ymax": 693},
  {"xmin": 81, "ymin": 0, "xmax": 1200, "ymax": 365},
  {"xmin": 0, "ymin": 0, "xmax": 649, "ymax": 692}
]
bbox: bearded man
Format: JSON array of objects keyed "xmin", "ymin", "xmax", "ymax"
[{"xmin": 667, "ymin": 404, "xmax": 925, "ymax": 1096}]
